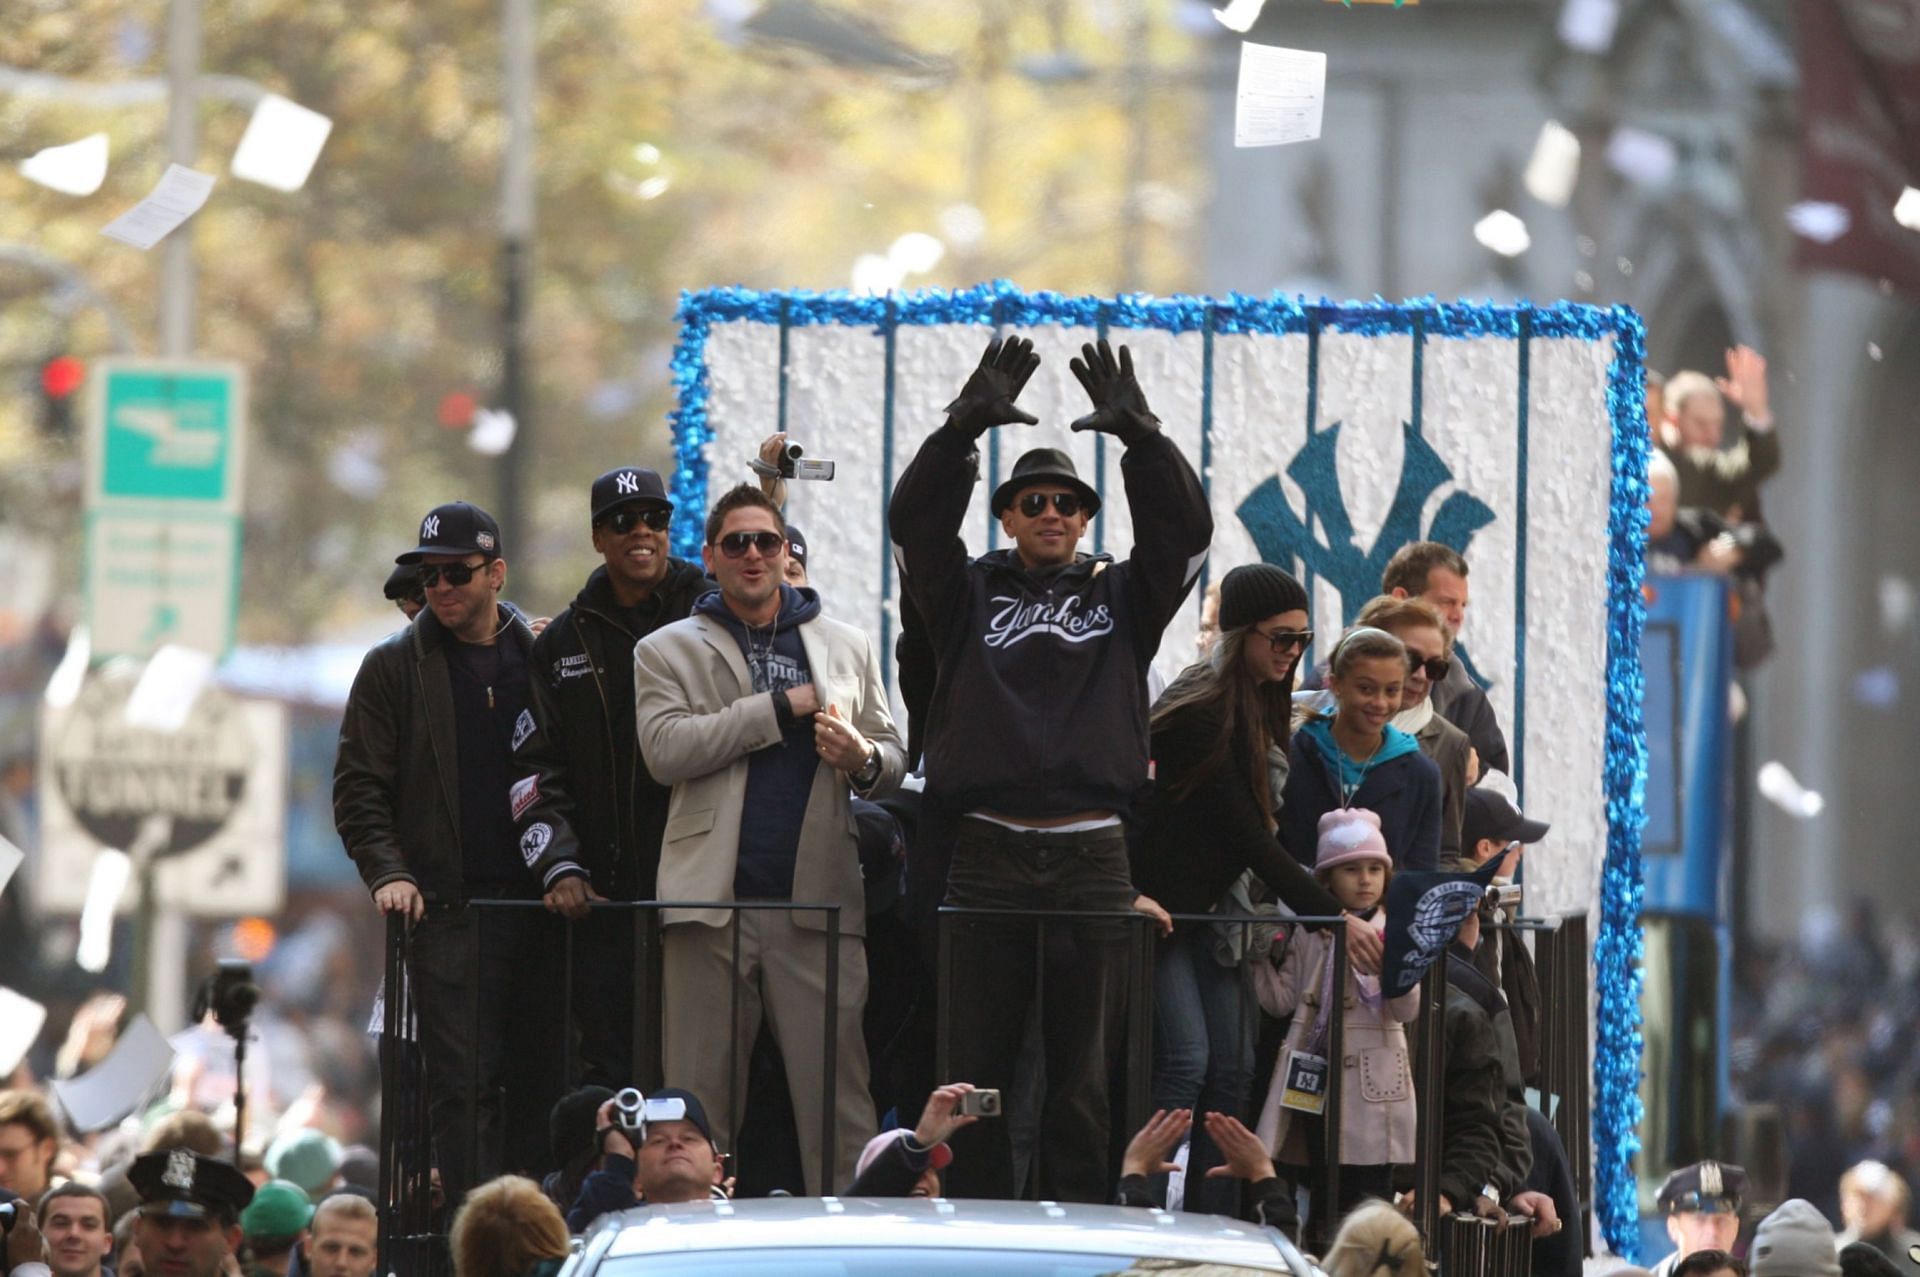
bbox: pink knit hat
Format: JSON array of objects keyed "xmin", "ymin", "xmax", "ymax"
[{"xmin": 1315, "ymin": 808, "xmax": 1392, "ymax": 873}]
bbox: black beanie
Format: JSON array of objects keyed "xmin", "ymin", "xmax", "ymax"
[
  {"xmin": 1219, "ymin": 564, "xmax": 1310, "ymax": 631},
  {"xmin": 549, "ymin": 1085, "xmax": 615, "ymax": 1167}
]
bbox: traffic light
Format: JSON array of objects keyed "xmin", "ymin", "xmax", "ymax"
[{"xmin": 40, "ymin": 355, "xmax": 84, "ymax": 437}]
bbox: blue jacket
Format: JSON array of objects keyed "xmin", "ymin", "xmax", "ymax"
[
  {"xmin": 566, "ymin": 1153, "xmax": 637, "ymax": 1233},
  {"xmin": 1277, "ymin": 725, "xmax": 1443, "ymax": 872}
]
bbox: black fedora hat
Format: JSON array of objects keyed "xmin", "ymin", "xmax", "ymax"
[{"xmin": 990, "ymin": 448, "xmax": 1101, "ymax": 518}]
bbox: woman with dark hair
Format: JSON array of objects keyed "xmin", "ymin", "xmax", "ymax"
[
  {"xmin": 1131, "ymin": 564, "xmax": 1383, "ymax": 1213},
  {"xmin": 1278, "ymin": 627, "xmax": 1443, "ymax": 872}
]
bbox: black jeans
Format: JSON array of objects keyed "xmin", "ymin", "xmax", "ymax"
[
  {"xmin": 940, "ymin": 819, "xmax": 1136, "ymax": 1204},
  {"xmin": 409, "ymin": 904, "xmax": 563, "ymax": 1203}
]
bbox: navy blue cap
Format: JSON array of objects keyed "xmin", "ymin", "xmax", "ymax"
[
  {"xmin": 396, "ymin": 501, "xmax": 501, "ymax": 564},
  {"xmin": 591, "ymin": 467, "xmax": 671, "ymax": 524},
  {"xmin": 130, "ymin": 1149, "xmax": 255, "ymax": 1222}
]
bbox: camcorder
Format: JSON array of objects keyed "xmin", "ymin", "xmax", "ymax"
[
  {"xmin": 0, "ymin": 1199, "xmax": 17, "ymax": 1235},
  {"xmin": 753, "ymin": 441, "xmax": 835, "ymax": 483},
  {"xmin": 957, "ymin": 1089, "xmax": 1002, "ymax": 1118},
  {"xmin": 610, "ymin": 1088, "xmax": 690, "ymax": 1141}
]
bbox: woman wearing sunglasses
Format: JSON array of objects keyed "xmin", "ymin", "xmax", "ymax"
[
  {"xmin": 1277, "ymin": 626, "xmax": 1442, "ymax": 873},
  {"xmin": 1351, "ymin": 594, "xmax": 1475, "ymax": 862},
  {"xmin": 1130, "ymin": 564, "xmax": 1380, "ymax": 1213}
]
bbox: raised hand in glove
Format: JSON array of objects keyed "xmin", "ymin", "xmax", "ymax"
[
  {"xmin": 944, "ymin": 336, "xmax": 1041, "ymax": 438},
  {"xmin": 1069, "ymin": 339, "xmax": 1159, "ymax": 447}
]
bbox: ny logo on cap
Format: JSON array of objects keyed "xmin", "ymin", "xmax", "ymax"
[
  {"xmin": 1700, "ymin": 1162, "xmax": 1723, "ymax": 1197},
  {"xmin": 616, "ymin": 472, "xmax": 640, "ymax": 495},
  {"xmin": 423, "ymin": 515, "xmax": 442, "ymax": 539},
  {"xmin": 163, "ymin": 1149, "xmax": 196, "ymax": 1191}
]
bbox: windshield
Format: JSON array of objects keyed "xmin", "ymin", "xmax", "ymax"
[{"xmin": 604, "ymin": 1249, "xmax": 1287, "ymax": 1276}]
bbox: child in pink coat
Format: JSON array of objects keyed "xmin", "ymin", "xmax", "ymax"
[{"xmin": 1253, "ymin": 808, "xmax": 1420, "ymax": 1229}]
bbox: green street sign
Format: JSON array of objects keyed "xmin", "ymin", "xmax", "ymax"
[
  {"xmin": 87, "ymin": 359, "xmax": 247, "ymax": 513},
  {"xmin": 84, "ymin": 509, "xmax": 241, "ymax": 660}
]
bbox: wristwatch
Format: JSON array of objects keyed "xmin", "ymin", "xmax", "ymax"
[{"xmin": 854, "ymin": 742, "xmax": 882, "ymax": 787}]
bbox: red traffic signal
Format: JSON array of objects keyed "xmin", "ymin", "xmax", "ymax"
[{"xmin": 41, "ymin": 355, "xmax": 84, "ymax": 399}]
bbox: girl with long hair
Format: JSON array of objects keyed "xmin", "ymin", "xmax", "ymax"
[{"xmin": 1131, "ymin": 564, "xmax": 1384, "ymax": 1213}]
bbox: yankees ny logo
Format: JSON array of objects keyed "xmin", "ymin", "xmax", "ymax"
[
  {"xmin": 422, "ymin": 514, "xmax": 441, "ymax": 539},
  {"xmin": 616, "ymin": 472, "xmax": 639, "ymax": 495},
  {"xmin": 1237, "ymin": 421, "xmax": 1495, "ymax": 629}
]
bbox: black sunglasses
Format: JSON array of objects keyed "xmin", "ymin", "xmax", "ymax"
[
  {"xmin": 1255, "ymin": 627, "xmax": 1314, "ymax": 654},
  {"xmin": 717, "ymin": 530, "xmax": 786, "ymax": 559},
  {"xmin": 1407, "ymin": 654, "xmax": 1450, "ymax": 682},
  {"xmin": 599, "ymin": 506, "xmax": 672, "ymax": 536},
  {"xmin": 1017, "ymin": 491, "xmax": 1083, "ymax": 519},
  {"xmin": 417, "ymin": 559, "xmax": 489, "ymax": 588}
]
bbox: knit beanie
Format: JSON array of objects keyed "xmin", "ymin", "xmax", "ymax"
[
  {"xmin": 1219, "ymin": 564, "xmax": 1310, "ymax": 632},
  {"xmin": 1750, "ymin": 1199, "xmax": 1841, "ymax": 1277},
  {"xmin": 1315, "ymin": 808, "xmax": 1392, "ymax": 874}
]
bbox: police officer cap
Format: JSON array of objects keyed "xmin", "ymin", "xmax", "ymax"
[
  {"xmin": 1657, "ymin": 1160, "xmax": 1747, "ymax": 1215},
  {"xmin": 130, "ymin": 1148, "xmax": 255, "ymax": 1222}
]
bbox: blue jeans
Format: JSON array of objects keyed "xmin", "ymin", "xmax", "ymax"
[{"xmin": 1151, "ymin": 923, "xmax": 1256, "ymax": 1216}]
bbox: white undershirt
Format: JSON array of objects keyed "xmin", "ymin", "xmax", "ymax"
[{"xmin": 965, "ymin": 812, "xmax": 1122, "ymax": 834}]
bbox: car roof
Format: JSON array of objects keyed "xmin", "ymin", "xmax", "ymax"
[{"xmin": 588, "ymin": 1196, "xmax": 1307, "ymax": 1272}]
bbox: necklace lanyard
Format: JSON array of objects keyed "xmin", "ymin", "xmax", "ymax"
[{"xmin": 1336, "ymin": 734, "xmax": 1385, "ymax": 808}]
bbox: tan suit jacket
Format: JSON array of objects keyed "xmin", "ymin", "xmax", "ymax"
[{"xmin": 635, "ymin": 605, "xmax": 904, "ymax": 935}]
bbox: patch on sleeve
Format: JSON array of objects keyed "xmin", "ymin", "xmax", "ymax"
[
  {"xmin": 510, "ymin": 775, "xmax": 539, "ymax": 820},
  {"xmin": 512, "ymin": 708, "xmax": 536, "ymax": 751},
  {"xmin": 520, "ymin": 821, "xmax": 553, "ymax": 866}
]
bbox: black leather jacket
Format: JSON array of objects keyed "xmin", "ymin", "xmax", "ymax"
[
  {"xmin": 511, "ymin": 561, "xmax": 708, "ymax": 899},
  {"xmin": 332, "ymin": 603, "xmax": 537, "ymax": 902}
]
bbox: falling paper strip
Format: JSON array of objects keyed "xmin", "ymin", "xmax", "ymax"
[
  {"xmin": 1785, "ymin": 201, "xmax": 1851, "ymax": 244},
  {"xmin": 0, "ymin": 835, "xmax": 21, "ymax": 899},
  {"xmin": 1895, "ymin": 186, "xmax": 1920, "ymax": 232},
  {"xmin": 1524, "ymin": 121, "xmax": 1582, "ymax": 209},
  {"xmin": 52, "ymin": 1014, "xmax": 175, "ymax": 1132},
  {"xmin": 101, "ymin": 164, "xmax": 216, "ymax": 250},
  {"xmin": 124, "ymin": 645, "xmax": 216, "ymax": 732},
  {"xmin": 229, "ymin": 94, "xmax": 333, "ymax": 193},
  {"xmin": 888, "ymin": 231, "xmax": 945, "ymax": 276},
  {"xmin": 20, "ymin": 133, "xmax": 110, "ymax": 196},
  {"xmin": 1557, "ymin": 0, "xmax": 1620, "ymax": 52},
  {"xmin": 1756, "ymin": 760, "xmax": 1824, "ymax": 819},
  {"xmin": 1474, "ymin": 209, "xmax": 1532, "ymax": 257},
  {"xmin": 1605, "ymin": 127, "xmax": 1678, "ymax": 188},
  {"xmin": 77, "ymin": 849, "xmax": 132, "ymax": 974},
  {"xmin": 1233, "ymin": 42, "xmax": 1326, "ymax": 148},
  {"xmin": 0, "ymin": 988, "xmax": 48, "ymax": 1076},
  {"xmin": 467, "ymin": 408, "xmax": 517, "ymax": 457},
  {"xmin": 1880, "ymin": 574, "xmax": 1915, "ymax": 635},
  {"xmin": 44, "ymin": 624, "xmax": 90, "ymax": 710},
  {"xmin": 1213, "ymin": 0, "xmax": 1267, "ymax": 30}
]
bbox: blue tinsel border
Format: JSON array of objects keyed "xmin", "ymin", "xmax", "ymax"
[{"xmin": 670, "ymin": 283, "xmax": 1648, "ymax": 1253}]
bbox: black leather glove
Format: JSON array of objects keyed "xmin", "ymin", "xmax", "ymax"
[
  {"xmin": 1069, "ymin": 339, "xmax": 1159, "ymax": 447},
  {"xmin": 944, "ymin": 336, "xmax": 1041, "ymax": 439}
]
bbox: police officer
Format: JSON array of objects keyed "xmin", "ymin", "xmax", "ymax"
[
  {"xmin": 512, "ymin": 467, "xmax": 708, "ymax": 1087},
  {"xmin": 1652, "ymin": 1160, "xmax": 1750, "ymax": 1277},
  {"xmin": 128, "ymin": 1150, "xmax": 255, "ymax": 1277}
]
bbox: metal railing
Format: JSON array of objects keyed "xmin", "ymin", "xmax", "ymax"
[
  {"xmin": 377, "ymin": 898, "xmax": 844, "ymax": 1277},
  {"xmin": 377, "ymin": 897, "xmax": 1595, "ymax": 1275}
]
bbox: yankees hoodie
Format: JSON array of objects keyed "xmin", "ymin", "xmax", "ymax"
[{"xmin": 889, "ymin": 423, "xmax": 1212, "ymax": 821}]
